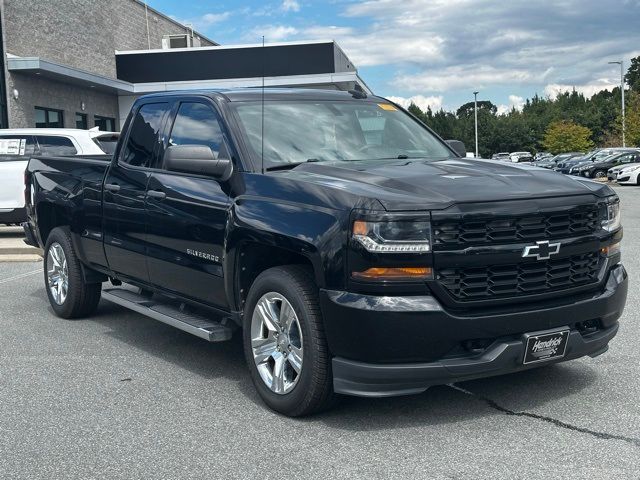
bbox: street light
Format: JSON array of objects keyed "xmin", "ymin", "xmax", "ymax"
[
  {"xmin": 609, "ymin": 60, "xmax": 625, "ymax": 147},
  {"xmin": 473, "ymin": 91, "xmax": 479, "ymax": 157}
]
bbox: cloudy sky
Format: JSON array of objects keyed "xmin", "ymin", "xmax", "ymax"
[{"xmin": 147, "ymin": 0, "xmax": 640, "ymax": 113}]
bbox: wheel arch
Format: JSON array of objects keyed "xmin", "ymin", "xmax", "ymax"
[{"xmin": 224, "ymin": 199, "xmax": 348, "ymax": 317}]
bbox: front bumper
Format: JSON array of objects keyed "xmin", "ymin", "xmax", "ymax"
[{"xmin": 320, "ymin": 264, "xmax": 627, "ymax": 397}]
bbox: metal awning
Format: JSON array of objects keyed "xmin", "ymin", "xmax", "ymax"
[{"xmin": 6, "ymin": 55, "xmax": 134, "ymax": 94}]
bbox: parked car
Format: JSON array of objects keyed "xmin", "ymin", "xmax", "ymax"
[
  {"xmin": 513, "ymin": 154, "xmax": 533, "ymax": 163},
  {"xmin": 608, "ymin": 162, "xmax": 640, "ymax": 181},
  {"xmin": 491, "ymin": 152, "xmax": 510, "ymax": 160},
  {"xmin": 616, "ymin": 163, "xmax": 640, "ymax": 185},
  {"xmin": 561, "ymin": 148, "xmax": 639, "ymax": 175},
  {"xmin": 23, "ymin": 89, "xmax": 627, "ymax": 416},
  {"xmin": 577, "ymin": 150, "xmax": 640, "ymax": 179},
  {"xmin": 534, "ymin": 152, "xmax": 553, "ymax": 161},
  {"xmin": 552, "ymin": 152, "xmax": 586, "ymax": 172},
  {"xmin": 0, "ymin": 128, "xmax": 118, "ymax": 225},
  {"xmin": 509, "ymin": 151, "xmax": 531, "ymax": 162},
  {"xmin": 533, "ymin": 155, "xmax": 562, "ymax": 169}
]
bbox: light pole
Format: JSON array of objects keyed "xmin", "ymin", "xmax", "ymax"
[
  {"xmin": 473, "ymin": 91, "xmax": 479, "ymax": 157},
  {"xmin": 609, "ymin": 61, "xmax": 625, "ymax": 147}
]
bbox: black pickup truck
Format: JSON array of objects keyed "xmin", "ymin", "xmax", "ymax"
[{"xmin": 23, "ymin": 89, "xmax": 627, "ymax": 416}]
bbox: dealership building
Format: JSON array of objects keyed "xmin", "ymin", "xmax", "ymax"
[{"xmin": 0, "ymin": 0, "xmax": 370, "ymax": 131}]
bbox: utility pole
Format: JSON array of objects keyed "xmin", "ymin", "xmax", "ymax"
[
  {"xmin": 473, "ymin": 91, "xmax": 479, "ymax": 157},
  {"xmin": 609, "ymin": 61, "xmax": 625, "ymax": 147}
]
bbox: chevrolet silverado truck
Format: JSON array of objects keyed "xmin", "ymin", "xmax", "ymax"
[{"xmin": 23, "ymin": 89, "xmax": 628, "ymax": 416}]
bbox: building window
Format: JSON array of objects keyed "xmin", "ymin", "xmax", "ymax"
[
  {"xmin": 35, "ymin": 107, "xmax": 64, "ymax": 128},
  {"xmin": 94, "ymin": 115, "xmax": 116, "ymax": 132},
  {"xmin": 75, "ymin": 113, "xmax": 88, "ymax": 129}
]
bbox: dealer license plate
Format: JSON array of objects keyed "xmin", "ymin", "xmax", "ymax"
[{"xmin": 523, "ymin": 329, "xmax": 569, "ymax": 365}]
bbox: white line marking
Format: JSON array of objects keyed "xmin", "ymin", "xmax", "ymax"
[{"xmin": 0, "ymin": 269, "xmax": 41, "ymax": 285}]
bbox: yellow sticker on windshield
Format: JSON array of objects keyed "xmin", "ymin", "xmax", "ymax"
[{"xmin": 378, "ymin": 103, "xmax": 398, "ymax": 111}]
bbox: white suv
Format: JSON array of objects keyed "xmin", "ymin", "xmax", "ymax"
[{"xmin": 0, "ymin": 128, "xmax": 118, "ymax": 225}]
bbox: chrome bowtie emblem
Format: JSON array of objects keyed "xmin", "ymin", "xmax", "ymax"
[{"xmin": 522, "ymin": 240, "xmax": 561, "ymax": 260}]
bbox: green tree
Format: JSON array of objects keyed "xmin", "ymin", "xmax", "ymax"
[
  {"xmin": 625, "ymin": 56, "xmax": 640, "ymax": 93},
  {"xmin": 620, "ymin": 92, "xmax": 640, "ymax": 147},
  {"xmin": 456, "ymin": 101, "xmax": 497, "ymax": 117},
  {"xmin": 542, "ymin": 121, "xmax": 594, "ymax": 153}
]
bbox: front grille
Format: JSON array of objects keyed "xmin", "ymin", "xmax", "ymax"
[
  {"xmin": 433, "ymin": 205, "xmax": 599, "ymax": 248},
  {"xmin": 437, "ymin": 252, "xmax": 601, "ymax": 301}
]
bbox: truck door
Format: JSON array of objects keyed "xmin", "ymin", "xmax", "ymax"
[
  {"xmin": 144, "ymin": 100, "xmax": 230, "ymax": 308},
  {"xmin": 102, "ymin": 101, "xmax": 171, "ymax": 282}
]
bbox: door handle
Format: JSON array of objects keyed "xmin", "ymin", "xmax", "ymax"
[
  {"xmin": 147, "ymin": 190, "xmax": 166, "ymax": 200},
  {"xmin": 105, "ymin": 183, "xmax": 120, "ymax": 192}
]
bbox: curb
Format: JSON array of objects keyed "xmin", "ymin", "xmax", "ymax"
[
  {"xmin": 0, "ymin": 254, "xmax": 43, "ymax": 262},
  {"xmin": 0, "ymin": 247, "xmax": 41, "ymax": 255}
]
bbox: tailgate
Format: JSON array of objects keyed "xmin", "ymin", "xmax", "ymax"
[{"xmin": 0, "ymin": 160, "xmax": 27, "ymax": 210}]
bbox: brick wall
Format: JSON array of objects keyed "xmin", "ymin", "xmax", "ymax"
[
  {"xmin": 2, "ymin": 0, "xmax": 215, "ymax": 78},
  {"xmin": 8, "ymin": 73, "xmax": 119, "ymax": 129},
  {"xmin": 0, "ymin": 0, "xmax": 216, "ymax": 129}
]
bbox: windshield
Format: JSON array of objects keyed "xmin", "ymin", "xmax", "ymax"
[{"xmin": 232, "ymin": 100, "xmax": 454, "ymax": 169}]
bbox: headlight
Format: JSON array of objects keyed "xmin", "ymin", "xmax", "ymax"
[
  {"xmin": 601, "ymin": 198, "xmax": 621, "ymax": 232},
  {"xmin": 627, "ymin": 165, "xmax": 640, "ymax": 173},
  {"xmin": 353, "ymin": 220, "xmax": 431, "ymax": 253}
]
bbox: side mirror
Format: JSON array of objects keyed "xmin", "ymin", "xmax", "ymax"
[
  {"xmin": 164, "ymin": 145, "xmax": 232, "ymax": 181},
  {"xmin": 445, "ymin": 140, "xmax": 466, "ymax": 158}
]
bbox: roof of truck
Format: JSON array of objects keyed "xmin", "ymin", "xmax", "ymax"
[{"xmin": 138, "ymin": 88, "xmax": 386, "ymax": 103}]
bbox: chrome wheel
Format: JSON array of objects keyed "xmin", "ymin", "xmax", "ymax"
[
  {"xmin": 251, "ymin": 292, "xmax": 304, "ymax": 395},
  {"xmin": 47, "ymin": 242, "xmax": 68, "ymax": 305},
  {"xmin": 594, "ymin": 170, "xmax": 607, "ymax": 179}
]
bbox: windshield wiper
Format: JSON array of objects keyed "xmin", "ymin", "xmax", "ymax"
[{"xmin": 265, "ymin": 159, "xmax": 321, "ymax": 172}]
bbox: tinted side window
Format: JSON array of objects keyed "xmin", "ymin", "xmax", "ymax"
[
  {"xmin": 0, "ymin": 135, "xmax": 37, "ymax": 158},
  {"xmin": 35, "ymin": 136, "xmax": 77, "ymax": 156},
  {"xmin": 169, "ymin": 103, "xmax": 225, "ymax": 159},
  {"xmin": 121, "ymin": 103, "xmax": 169, "ymax": 167},
  {"xmin": 93, "ymin": 135, "xmax": 119, "ymax": 155}
]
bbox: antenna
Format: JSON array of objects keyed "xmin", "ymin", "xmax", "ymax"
[{"xmin": 261, "ymin": 35, "xmax": 265, "ymax": 174}]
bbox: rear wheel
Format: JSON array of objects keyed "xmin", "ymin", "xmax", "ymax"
[
  {"xmin": 243, "ymin": 265, "xmax": 335, "ymax": 416},
  {"xmin": 592, "ymin": 169, "xmax": 607, "ymax": 179},
  {"xmin": 44, "ymin": 227, "xmax": 102, "ymax": 319}
]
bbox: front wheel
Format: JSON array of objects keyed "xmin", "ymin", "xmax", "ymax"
[
  {"xmin": 592, "ymin": 170, "xmax": 607, "ymax": 179},
  {"xmin": 243, "ymin": 265, "xmax": 335, "ymax": 416},
  {"xmin": 44, "ymin": 227, "xmax": 102, "ymax": 319}
]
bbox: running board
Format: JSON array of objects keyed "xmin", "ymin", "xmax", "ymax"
[{"xmin": 102, "ymin": 288, "xmax": 235, "ymax": 342}]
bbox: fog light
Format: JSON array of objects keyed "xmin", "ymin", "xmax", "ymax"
[
  {"xmin": 352, "ymin": 267, "xmax": 433, "ymax": 281},
  {"xmin": 601, "ymin": 242, "xmax": 621, "ymax": 257}
]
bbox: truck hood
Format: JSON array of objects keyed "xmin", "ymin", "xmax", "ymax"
[{"xmin": 289, "ymin": 158, "xmax": 613, "ymax": 211}]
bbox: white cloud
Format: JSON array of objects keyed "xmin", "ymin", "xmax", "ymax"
[
  {"xmin": 300, "ymin": 25, "xmax": 443, "ymax": 67},
  {"xmin": 386, "ymin": 95, "xmax": 444, "ymax": 112},
  {"xmin": 394, "ymin": 66, "xmax": 552, "ymax": 92},
  {"xmin": 543, "ymin": 80, "xmax": 619, "ymax": 99},
  {"xmin": 302, "ymin": 0, "xmax": 638, "ymax": 99},
  {"xmin": 250, "ymin": 25, "xmax": 299, "ymax": 42},
  {"xmin": 199, "ymin": 12, "xmax": 231, "ymax": 27},
  {"xmin": 281, "ymin": 0, "xmax": 301, "ymax": 12},
  {"xmin": 172, "ymin": 11, "xmax": 232, "ymax": 29},
  {"xmin": 497, "ymin": 95, "xmax": 526, "ymax": 115},
  {"xmin": 230, "ymin": 0, "xmax": 640, "ymax": 107}
]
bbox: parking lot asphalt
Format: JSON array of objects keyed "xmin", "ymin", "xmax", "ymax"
[{"xmin": 0, "ymin": 186, "xmax": 638, "ymax": 480}]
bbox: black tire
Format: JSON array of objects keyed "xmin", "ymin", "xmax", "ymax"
[
  {"xmin": 592, "ymin": 170, "xmax": 607, "ymax": 179},
  {"xmin": 44, "ymin": 227, "xmax": 102, "ymax": 319},
  {"xmin": 243, "ymin": 265, "xmax": 335, "ymax": 416}
]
